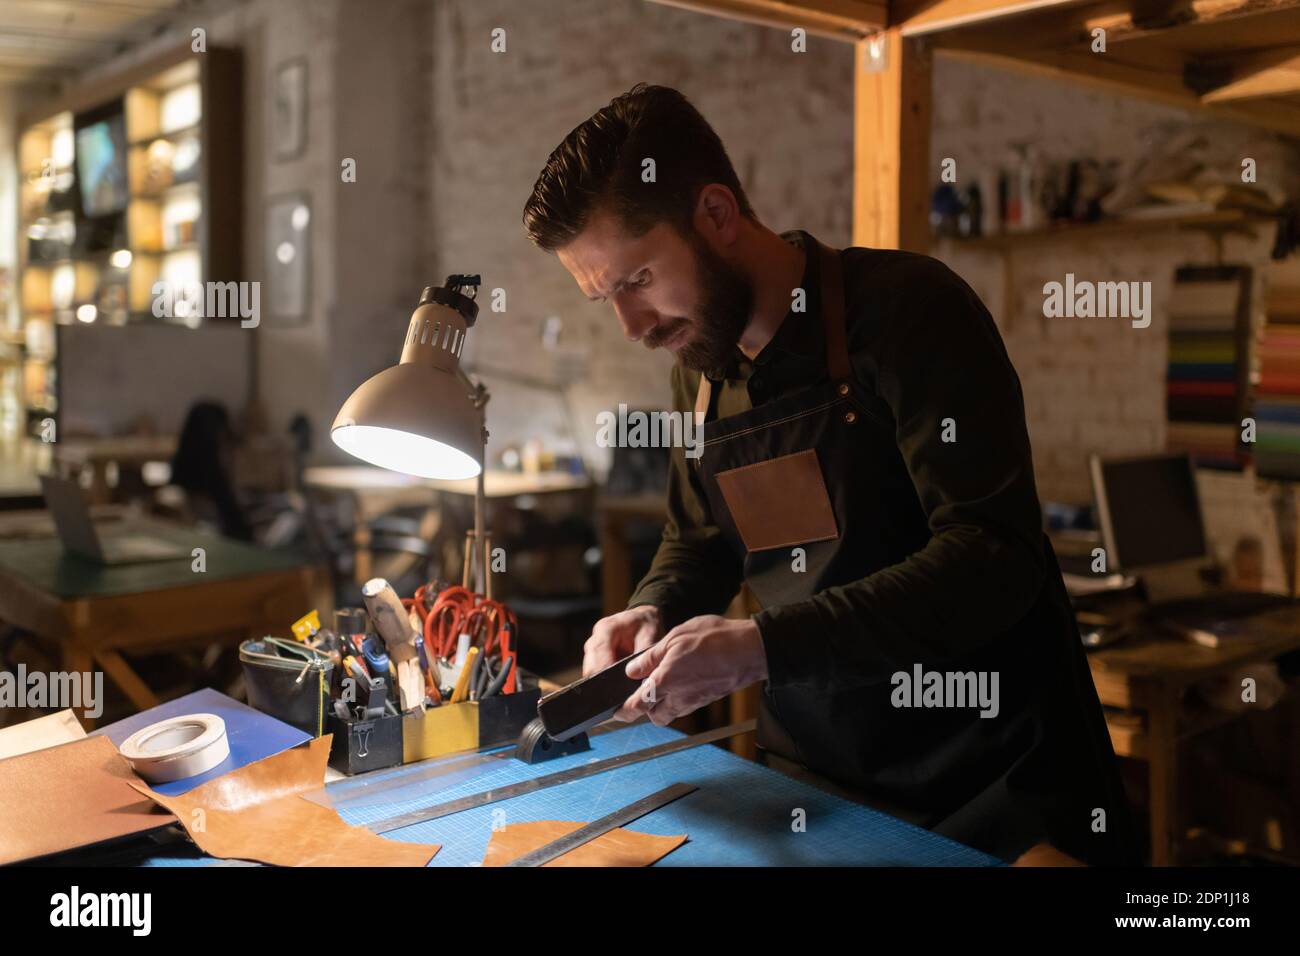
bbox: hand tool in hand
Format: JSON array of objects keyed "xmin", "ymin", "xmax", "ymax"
[{"xmin": 537, "ymin": 647, "xmax": 651, "ymax": 742}]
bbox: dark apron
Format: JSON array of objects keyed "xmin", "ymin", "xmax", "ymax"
[{"xmin": 692, "ymin": 241, "xmax": 1136, "ymax": 865}]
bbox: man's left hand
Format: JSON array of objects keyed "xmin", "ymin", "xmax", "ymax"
[{"xmin": 618, "ymin": 615, "xmax": 769, "ymax": 726}]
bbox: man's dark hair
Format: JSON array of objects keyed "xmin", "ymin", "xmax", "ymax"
[{"xmin": 523, "ymin": 84, "xmax": 756, "ymax": 251}]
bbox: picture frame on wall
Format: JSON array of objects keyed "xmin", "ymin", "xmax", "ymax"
[
  {"xmin": 271, "ymin": 58, "xmax": 307, "ymax": 161},
  {"xmin": 265, "ymin": 194, "xmax": 311, "ymax": 325}
]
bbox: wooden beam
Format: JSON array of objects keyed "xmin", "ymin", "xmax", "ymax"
[
  {"xmin": 893, "ymin": 0, "xmax": 1093, "ymax": 35},
  {"xmin": 936, "ymin": 24, "xmax": 1187, "ymax": 75},
  {"xmin": 941, "ymin": 46, "xmax": 1300, "ymax": 135},
  {"xmin": 853, "ymin": 29, "xmax": 932, "ymax": 251},
  {"xmin": 1087, "ymin": 0, "xmax": 1300, "ymax": 44},
  {"xmin": 1201, "ymin": 50, "xmax": 1300, "ymax": 102},
  {"xmin": 911, "ymin": 0, "xmax": 1300, "ymax": 59},
  {"xmin": 647, "ymin": 0, "xmax": 886, "ymax": 38}
]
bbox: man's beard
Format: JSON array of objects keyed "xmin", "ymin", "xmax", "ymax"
[{"xmin": 644, "ymin": 235, "xmax": 752, "ymax": 372}]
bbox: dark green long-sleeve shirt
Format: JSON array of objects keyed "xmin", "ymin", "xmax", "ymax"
[{"xmin": 627, "ymin": 232, "xmax": 1049, "ymax": 695}]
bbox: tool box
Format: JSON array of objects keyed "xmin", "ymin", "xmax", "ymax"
[
  {"xmin": 254, "ymin": 579, "xmax": 540, "ymax": 775},
  {"xmin": 327, "ymin": 679, "xmax": 541, "ymax": 775}
]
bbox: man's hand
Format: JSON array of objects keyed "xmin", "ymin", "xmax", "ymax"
[
  {"xmin": 617, "ymin": 615, "xmax": 769, "ymax": 726},
  {"xmin": 582, "ymin": 605, "xmax": 664, "ymax": 677}
]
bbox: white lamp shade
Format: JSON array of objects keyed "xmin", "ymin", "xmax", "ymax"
[
  {"xmin": 331, "ymin": 362, "xmax": 483, "ymax": 480},
  {"xmin": 331, "ymin": 424, "xmax": 480, "ymax": 480}
]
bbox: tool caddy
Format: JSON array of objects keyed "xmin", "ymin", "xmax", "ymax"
[{"xmin": 253, "ymin": 580, "xmax": 544, "ymax": 775}]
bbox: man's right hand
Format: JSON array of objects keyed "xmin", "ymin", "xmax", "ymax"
[{"xmin": 582, "ymin": 605, "xmax": 663, "ymax": 677}]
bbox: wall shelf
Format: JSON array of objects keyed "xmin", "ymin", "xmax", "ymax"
[
  {"xmin": 10, "ymin": 44, "xmax": 243, "ymax": 440},
  {"xmin": 941, "ymin": 209, "xmax": 1278, "ymax": 253}
]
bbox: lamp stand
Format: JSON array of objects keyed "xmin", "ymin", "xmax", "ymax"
[{"xmin": 459, "ymin": 379, "xmax": 492, "ymax": 599}]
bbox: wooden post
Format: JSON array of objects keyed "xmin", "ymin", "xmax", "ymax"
[{"xmin": 853, "ymin": 28, "xmax": 932, "ymax": 252}]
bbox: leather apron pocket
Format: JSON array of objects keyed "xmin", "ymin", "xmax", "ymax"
[{"xmin": 714, "ymin": 448, "xmax": 839, "ymax": 552}]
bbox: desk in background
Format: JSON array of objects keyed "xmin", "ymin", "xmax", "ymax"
[
  {"xmin": 52, "ymin": 435, "xmax": 177, "ymax": 505},
  {"xmin": 1088, "ymin": 605, "xmax": 1300, "ymax": 865},
  {"xmin": 0, "ymin": 518, "xmax": 326, "ymax": 725},
  {"xmin": 304, "ymin": 465, "xmax": 591, "ymax": 583}
]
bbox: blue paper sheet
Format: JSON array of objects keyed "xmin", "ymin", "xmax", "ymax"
[{"xmin": 91, "ymin": 688, "xmax": 310, "ymax": 796}]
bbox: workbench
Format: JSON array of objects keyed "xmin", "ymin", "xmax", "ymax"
[
  {"xmin": 1088, "ymin": 605, "xmax": 1300, "ymax": 866},
  {"xmin": 137, "ymin": 722, "xmax": 999, "ymax": 867},
  {"xmin": 0, "ymin": 520, "xmax": 326, "ymax": 725},
  {"xmin": 304, "ymin": 465, "xmax": 591, "ymax": 583}
]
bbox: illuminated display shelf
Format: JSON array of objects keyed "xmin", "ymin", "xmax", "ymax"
[{"xmin": 11, "ymin": 45, "xmax": 242, "ymax": 439}]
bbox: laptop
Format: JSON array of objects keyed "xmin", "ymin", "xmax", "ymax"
[
  {"xmin": 40, "ymin": 474, "xmax": 189, "ymax": 565},
  {"xmin": 1088, "ymin": 452, "xmax": 1294, "ymax": 646}
]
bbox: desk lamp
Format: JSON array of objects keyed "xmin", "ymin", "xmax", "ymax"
[{"xmin": 331, "ymin": 275, "xmax": 494, "ymax": 596}]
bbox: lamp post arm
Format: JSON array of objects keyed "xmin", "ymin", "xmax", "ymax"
[{"xmin": 452, "ymin": 368, "xmax": 492, "ymax": 598}]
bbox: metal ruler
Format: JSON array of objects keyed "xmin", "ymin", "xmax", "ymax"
[
  {"xmin": 303, "ymin": 722, "xmax": 616, "ymax": 811},
  {"xmin": 368, "ymin": 718, "xmax": 756, "ymax": 834},
  {"xmin": 506, "ymin": 782, "xmax": 698, "ymax": 867}
]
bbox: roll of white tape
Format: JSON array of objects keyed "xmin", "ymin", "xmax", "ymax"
[{"xmin": 119, "ymin": 713, "xmax": 230, "ymax": 783}]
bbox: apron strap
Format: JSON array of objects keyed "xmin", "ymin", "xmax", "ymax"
[
  {"xmin": 694, "ymin": 371, "xmax": 712, "ymax": 421},
  {"xmin": 815, "ymin": 240, "xmax": 851, "ymax": 383},
  {"xmin": 692, "ymin": 237, "xmax": 850, "ymax": 418}
]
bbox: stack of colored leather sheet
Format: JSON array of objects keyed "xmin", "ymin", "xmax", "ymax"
[
  {"xmin": 1165, "ymin": 269, "xmax": 1249, "ymax": 469},
  {"xmin": 1254, "ymin": 271, "xmax": 1300, "ymax": 479}
]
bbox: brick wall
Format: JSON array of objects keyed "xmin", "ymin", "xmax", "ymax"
[{"xmin": 426, "ymin": 0, "xmax": 854, "ymax": 476}]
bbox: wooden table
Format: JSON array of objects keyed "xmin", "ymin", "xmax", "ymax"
[
  {"xmin": 1088, "ymin": 607, "xmax": 1300, "ymax": 865},
  {"xmin": 304, "ymin": 465, "xmax": 592, "ymax": 583},
  {"xmin": 52, "ymin": 435, "xmax": 177, "ymax": 504},
  {"xmin": 0, "ymin": 519, "xmax": 326, "ymax": 725}
]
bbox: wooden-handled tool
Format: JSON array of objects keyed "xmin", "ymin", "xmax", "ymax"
[
  {"xmin": 537, "ymin": 647, "xmax": 650, "ymax": 741},
  {"xmin": 362, "ymin": 577, "xmax": 429, "ymax": 713}
]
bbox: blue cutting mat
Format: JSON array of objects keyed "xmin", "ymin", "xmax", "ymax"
[
  {"xmin": 340, "ymin": 722, "xmax": 998, "ymax": 866},
  {"xmin": 142, "ymin": 723, "xmax": 999, "ymax": 866}
]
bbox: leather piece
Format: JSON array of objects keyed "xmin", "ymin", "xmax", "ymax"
[
  {"xmin": 481, "ymin": 820, "xmax": 687, "ymax": 867},
  {"xmin": 0, "ymin": 735, "xmax": 174, "ymax": 865},
  {"xmin": 1012, "ymin": 843, "xmax": 1085, "ymax": 867},
  {"xmin": 714, "ymin": 448, "xmax": 839, "ymax": 552},
  {"xmin": 0, "ymin": 708, "xmax": 86, "ymax": 759},
  {"xmin": 130, "ymin": 735, "xmax": 438, "ymax": 867}
]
